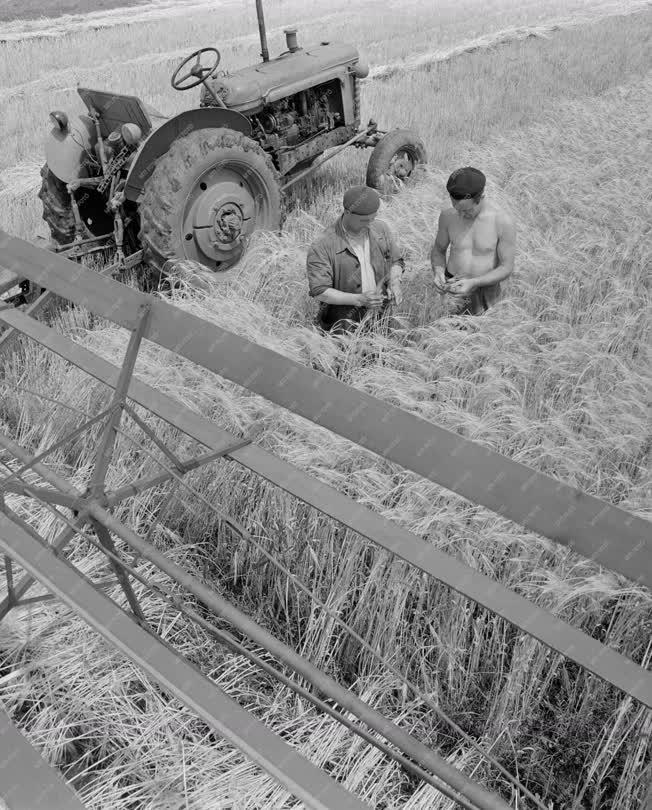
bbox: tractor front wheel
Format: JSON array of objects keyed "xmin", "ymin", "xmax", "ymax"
[
  {"xmin": 366, "ymin": 129, "xmax": 427, "ymax": 194},
  {"xmin": 138, "ymin": 128, "xmax": 282, "ymax": 281}
]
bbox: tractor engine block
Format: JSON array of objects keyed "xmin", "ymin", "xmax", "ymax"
[{"xmin": 251, "ymin": 79, "xmax": 344, "ymax": 152}]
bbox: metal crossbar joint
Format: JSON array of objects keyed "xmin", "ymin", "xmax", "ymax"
[
  {"xmin": 123, "ymin": 402, "xmax": 187, "ymax": 471},
  {"xmin": 14, "ymin": 593, "xmax": 58, "ymax": 608},
  {"xmin": 91, "ymin": 519, "xmax": 148, "ymax": 627},
  {"xmin": 0, "ymin": 481, "xmax": 88, "ymax": 512}
]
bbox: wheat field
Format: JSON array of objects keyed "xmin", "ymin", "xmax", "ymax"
[{"xmin": 0, "ymin": 1, "xmax": 651, "ymax": 808}]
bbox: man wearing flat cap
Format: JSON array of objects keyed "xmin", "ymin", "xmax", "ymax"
[
  {"xmin": 430, "ymin": 167, "xmax": 516, "ymax": 315},
  {"xmin": 306, "ymin": 185, "xmax": 405, "ymax": 335}
]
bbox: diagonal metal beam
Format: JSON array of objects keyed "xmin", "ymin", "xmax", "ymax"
[
  {"xmin": 0, "ymin": 442, "xmax": 251, "ymax": 511},
  {"xmin": 0, "ymin": 476, "xmax": 512, "ymax": 810},
  {"xmin": 0, "ymin": 244, "xmax": 141, "ymax": 357},
  {"xmin": 122, "ymin": 402, "xmax": 186, "ymax": 470},
  {"xmin": 3, "ymin": 554, "xmax": 14, "ymax": 609},
  {"xmin": 13, "ymin": 593, "xmax": 58, "ymax": 607},
  {"xmin": 0, "ymin": 290, "xmax": 55, "ymax": 357},
  {"xmin": 0, "ymin": 704, "xmax": 87, "ymax": 810},
  {"xmin": 0, "ymin": 406, "xmax": 113, "ymax": 490},
  {"xmin": 0, "ymin": 520, "xmax": 86, "ymax": 623},
  {"xmin": 91, "ymin": 519, "xmax": 148, "ymax": 626},
  {"xmin": 1, "ymin": 235, "xmax": 649, "ymax": 590},
  {"xmin": 0, "ymin": 510, "xmax": 373, "ymax": 810},
  {"xmin": 0, "ymin": 308, "xmax": 649, "ymax": 707},
  {"xmin": 88, "ymin": 303, "xmax": 151, "ymax": 499},
  {"xmin": 0, "ymin": 481, "xmax": 81, "ymax": 509},
  {"xmin": 81, "ymin": 304, "xmax": 153, "ymax": 618},
  {"xmin": 102, "ymin": 441, "xmax": 252, "ymax": 507}
]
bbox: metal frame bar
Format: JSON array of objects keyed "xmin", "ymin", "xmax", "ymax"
[
  {"xmin": 4, "ymin": 554, "xmax": 14, "ymax": 607},
  {"xmin": 0, "ymin": 521, "xmax": 86, "ymax": 622},
  {"xmin": 29, "ymin": 511, "xmax": 483, "ymax": 810},
  {"xmin": 0, "ymin": 285, "xmax": 56, "ymax": 357},
  {"xmin": 123, "ymin": 402, "xmax": 186, "ymax": 470},
  {"xmin": 54, "ymin": 231, "xmax": 114, "ymax": 253},
  {"xmin": 0, "ymin": 447, "xmax": 511, "ymax": 810},
  {"xmin": 0, "ymin": 510, "xmax": 372, "ymax": 810},
  {"xmin": 88, "ymin": 303, "xmax": 151, "ymax": 499},
  {"xmin": 5, "ymin": 486, "xmax": 485, "ymax": 809},
  {"xmin": 0, "ymin": 236, "xmax": 649, "ymax": 807},
  {"xmin": 82, "ymin": 303, "xmax": 152, "ymax": 623},
  {"xmin": 0, "ymin": 308, "xmax": 649, "ymax": 708},
  {"xmin": 13, "ymin": 593, "xmax": 58, "ymax": 607},
  {"xmin": 0, "ymin": 704, "xmax": 87, "ymax": 810},
  {"xmin": 0, "ymin": 406, "xmax": 113, "ymax": 490},
  {"xmin": 90, "ymin": 519, "xmax": 147, "ymax": 625},
  {"xmin": 0, "ymin": 482, "xmax": 80, "ymax": 509},
  {"xmin": 280, "ymin": 128, "xmax": 372, "ymax": 192},
  {"xmin": 1, "ymin": 234, "xmax": 648, "ymax": 589},
  {"xmin": 102, "ymin": 441, "xmax": 252, "ymax": 506},
  {"xmin": 0, "ymin": 243, "xmax": 135, "ymax": 356},
  {"xmin": 1, "ymin": 442, "xmax": 251, "ymax": 510}
]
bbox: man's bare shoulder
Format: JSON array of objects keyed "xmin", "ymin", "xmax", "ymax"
[{"xmin": 437, "ymin": 208, "xmax": 458, "ymax": 234}]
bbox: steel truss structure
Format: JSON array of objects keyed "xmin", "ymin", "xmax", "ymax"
[{"xmin": 0, "ymin": 230, "xmax": 650, "ymax": 810}]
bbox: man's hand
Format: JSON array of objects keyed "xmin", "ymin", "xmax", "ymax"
[
  {"xmin": 447, "ymin": 277, "xmax": 477, "ymax": 296},
  {"xmin": 432, "ymin": 267, "xmax": 448, "ymax": 294},
  {"xmin": 358, "ymin": 291, "xmax": 384, "ymax": 309},
  {"xmin": 387, "ymin": 280, "xmax": 403, "ymax": 306}
]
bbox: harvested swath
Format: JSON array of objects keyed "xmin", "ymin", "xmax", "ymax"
[
  {"xmin": 1, "ymin": 1, "xmax": 648, "ymax": 102},
  {"xmin": 369, "ymin": 0, "xmax": 651, "ymax": 80},
  {"xmin": 0, "ymin": 0, "xmax": 236, "ymax": 43}
]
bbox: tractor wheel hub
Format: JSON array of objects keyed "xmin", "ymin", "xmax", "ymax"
[
  {"xmin": 212, "ymin": 202, "xmax": 244, "ymax": 244},
  {"xmin": 190, "ymin": 179, "xmax": 255, "ymax": 259}
]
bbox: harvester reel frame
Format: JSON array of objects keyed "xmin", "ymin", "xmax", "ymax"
[{"xmin": 172, "ymin": 48, "xmax": 222, "ymax": 91}]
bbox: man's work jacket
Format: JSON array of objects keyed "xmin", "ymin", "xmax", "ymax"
[{"xmin": 306, "ymin": 215, "xmax": 404, "ymax": 331}]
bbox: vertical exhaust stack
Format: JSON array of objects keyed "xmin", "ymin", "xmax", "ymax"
[
  {"xmin": 284, "ymin": 28, "xmax": 301, "ymax": 53},
  {"xmin": 255, "ymin": 0, "xmax": 269, "ymax": 63}
]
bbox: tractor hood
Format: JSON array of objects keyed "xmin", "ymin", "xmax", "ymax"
[{"xmin": 201, "ymin": 41, "xmax": 367, "ymax": 112}]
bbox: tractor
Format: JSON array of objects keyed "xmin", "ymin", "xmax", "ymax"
[{"xmin": 35, "ymin": 0, "xmax": 427, "ymax": 287}]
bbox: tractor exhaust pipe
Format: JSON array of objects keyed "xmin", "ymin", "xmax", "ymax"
[
  {"xmin": 284, "ymin": 28, "xmax": 300, "ymax": 52},
  {"xmin": 255, "ymin": 0, "xmax": 270, "ymax": 63}
]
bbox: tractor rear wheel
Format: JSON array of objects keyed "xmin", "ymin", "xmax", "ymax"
[
  {"xmin": 138, "ymin": 128, "xmax": 282, "ymax": 279},
  {"xmin": 366, "ymin": 129, "xmax": 427, "ymax": 194}
]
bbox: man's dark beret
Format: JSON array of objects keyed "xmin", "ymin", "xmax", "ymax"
[
  {"xmin": 343, "ymin": 185, "xmax": 381, "ymax": 215},
  {"xmin": 446, "ymin": 167, "xmax": 486, "ymax": 199}
]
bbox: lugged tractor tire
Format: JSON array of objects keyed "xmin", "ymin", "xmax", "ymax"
[
  {"xmin": 366, "ymin": 128, "xmax": 428, "ymax": 194},
  {"xmin": 138, "ymin": 127, "xmax": 282, "ymax": 278},
  {"xmin": 37, "ymin": 163, "xmax": 79, "ymax": 246}
]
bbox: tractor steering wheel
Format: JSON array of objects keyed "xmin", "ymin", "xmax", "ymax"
[{"xmin": 171, "ymin": 47, "xmax": 221, "ymax": 91}]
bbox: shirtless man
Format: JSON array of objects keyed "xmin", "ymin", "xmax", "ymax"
[{"xmin": 430, "ymin": 167, "xmax": 516, "ymax": 315}]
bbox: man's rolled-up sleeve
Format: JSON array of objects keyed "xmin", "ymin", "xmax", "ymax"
[{"xmin": 306, "ymin": 241, "xmax": 334, "ymax": 298}]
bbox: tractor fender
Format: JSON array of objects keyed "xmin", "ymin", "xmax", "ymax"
[
  {"xmin": 45, "ymin": 113, "xmax": 97, "ymax": 184},
  {"xmin": 124, "ymin": 107, "xmax": 252, "ymax": 203}
]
